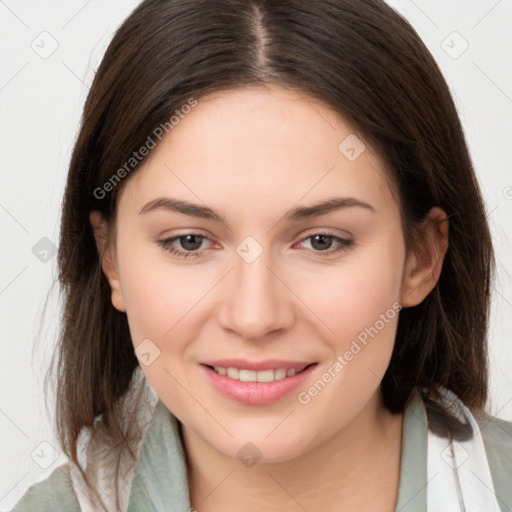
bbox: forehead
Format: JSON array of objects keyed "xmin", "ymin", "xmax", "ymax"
[{"xmin": 118, "ymin": 85, "xmax": 398, "ymax": 221}]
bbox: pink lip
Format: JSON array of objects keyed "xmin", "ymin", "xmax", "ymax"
[{"xmin": 200, "ymin": 361, "xmax": 317, "ymax": 405}]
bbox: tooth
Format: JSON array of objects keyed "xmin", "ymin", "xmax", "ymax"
[
  {"xmin": 274, "ymin": 369, "xmax": 287, "ymax": 380},
  {"xmin": 256, "ymin": 369, "xmax": 275, "ymax": 382},
  {"xmin": 218, "ymin": 366, "xmax": 301, "ymax": 381},
  {"xmin": 226, "ymin": 367, "xmax": 239, "ymax": 379},
  {"xmin": 239, "ymin": 369, "xmax": 257, "ymax": 382}
]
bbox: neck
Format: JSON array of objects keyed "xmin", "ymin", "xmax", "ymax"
[{"xmin": 183, "ymin": 391, "xmax": 404, "ymax": 512}]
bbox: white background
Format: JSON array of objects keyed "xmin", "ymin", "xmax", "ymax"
[{"xmin": 1, "ymin": 0, "xmax": 511, "ymax": 509}]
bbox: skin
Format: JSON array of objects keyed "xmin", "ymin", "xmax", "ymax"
[{"xmin": 91, "ymin": 85, "xmax": 449, "ymax": 511}]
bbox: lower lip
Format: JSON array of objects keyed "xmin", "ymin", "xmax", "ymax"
[{"xmin": 201, "ymin": 364, "xmax": 317, "ymax": 405}]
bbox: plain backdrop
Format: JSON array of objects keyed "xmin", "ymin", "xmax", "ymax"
[{"xmin": 1, "ymin": 0, "xmax": 511, "ymax": 509}]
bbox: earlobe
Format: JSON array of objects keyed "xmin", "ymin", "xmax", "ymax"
[
  {"xmin": 89, "ymin": 211, "xmax": 126, "ymax": 312},
  {"xmin": 400, "ymin": 207, "xmax": 449, "ymax": 308}
]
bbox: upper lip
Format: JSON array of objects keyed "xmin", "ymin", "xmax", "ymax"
[{"xmin": 201, "ymin": 359, "xmax": 316, "ymax": 371}]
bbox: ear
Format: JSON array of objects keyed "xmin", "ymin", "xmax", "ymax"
[
  {"xmin": 89, "ymin": 211, "xmax": 126, "ymax": 312},
  {"xmin": 401, "ymin": 206, "xmax": 449, "ymax": 308}
]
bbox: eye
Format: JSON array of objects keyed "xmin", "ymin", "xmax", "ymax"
[
  {"xmin": 158, "ymin": 231, "xmax": 354, "ymax": 260},
  {"xmin": 296, "ymin": 232, "xmax": 354, "ymax": 255},
  {"xmin": 158, "ymin": 234, "xmax": 213, "ymax": 259}
]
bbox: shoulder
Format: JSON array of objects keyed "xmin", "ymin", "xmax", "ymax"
[
  {"xmin": 10, "ymin": 463, "xmax": 81, "ymax": 512},
  {"xmin": 475, "ymin": 412, "xmax": 512, "ymax": 511},
  {"xmin": 477, "ymin": 412, "xmax": 512, "ymax": 440},
  {"xmin": 476, "ymin": 411, "xmax": 512, "ymax": 463}
]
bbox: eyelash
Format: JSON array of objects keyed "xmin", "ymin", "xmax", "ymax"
[{"xmin": 157, "ymin": 232, "xmax": 354, "ymax": 259}]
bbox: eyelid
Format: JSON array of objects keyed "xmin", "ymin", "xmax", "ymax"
[
  {"xmin": 298, "ymin": 226, "xmax": 354, "ymax": 240},
  {"xmin": 294, "ymin": 231, "xmax": 354, "ymax": 253},
  {"xmin": 159, "ymin": 232, "xmax": 217, "ymax": 250}
]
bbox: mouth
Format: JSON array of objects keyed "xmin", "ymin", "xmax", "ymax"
[
  {"xmin": 200, "ymin": 360, "xmax": 318, "ymax": 405},
  {"xmin": 205, "ymin": 363, "xmax": 313, "ymax": 382}
]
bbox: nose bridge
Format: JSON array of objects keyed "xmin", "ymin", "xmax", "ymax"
[{"xmin": 219, "ymin": 238, "xmax": 293, "ymax": 339}]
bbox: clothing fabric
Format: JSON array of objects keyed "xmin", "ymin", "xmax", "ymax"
[
  {"xmin": 426, "ymin": 388, "xmax": 502, "ymax": 511},
  {"xmin": 11, "ymin": 386, "xmax": 512, "ymax": 511}
]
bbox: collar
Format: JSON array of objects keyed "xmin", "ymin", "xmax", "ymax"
[
  {"xmin": 395, "ymin": 389, "xmax": 428, "ymax": 511},
  {"xmin": 127, "ymin": 399, "xmax": 190, "ymax": 512}
]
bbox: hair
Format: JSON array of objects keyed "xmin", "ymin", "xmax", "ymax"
[{"xmin": 45, "ymin": 0, "xmax": 495, "ymax": 509}]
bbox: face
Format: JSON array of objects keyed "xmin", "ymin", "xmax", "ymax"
[{"xmin": 93, "ymin": 85, "xmax": 437, "ymax": 463}]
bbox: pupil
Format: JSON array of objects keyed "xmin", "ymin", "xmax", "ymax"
[
  {"xmin": 311, "ymin": 234, "xmax": 332, "ymax": 251},
  {"xmin": 181, "ymin": 235, "xmax": 202, "ymax": 250}
]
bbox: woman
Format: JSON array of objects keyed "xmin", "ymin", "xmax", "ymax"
[{"xmin": 12, "ymin": 0, "xmax": 512, "ymax": 511}]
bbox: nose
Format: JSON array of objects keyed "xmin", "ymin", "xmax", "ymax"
[{"xmin": 217, "ymin": 246, "xmax": 295, "ymax": 341}]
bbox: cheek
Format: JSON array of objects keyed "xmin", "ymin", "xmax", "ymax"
[
  {"xmin": 115, "ymin": 235, "xmax": 203, "ymax": 349},
  {"xmin": 299, "ymin": 232, "xmax": 404, "ymax": 348},
  {"xmin": 294, "ymin": 229, "xmax": 405, "ymax": 411}
]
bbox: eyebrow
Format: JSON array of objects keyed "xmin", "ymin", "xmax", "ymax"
[{"xmin": 138, "ymin": 196, "xmax": 376, "ymax": 222}]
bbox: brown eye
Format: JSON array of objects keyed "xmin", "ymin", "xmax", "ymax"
[
  {"xmin": 177, "ymin": 234, "xmax": 204, "ymax": 251},
  {"xmin": 298, "ymin": 232, "xmax": 354, "ymax": 255},
  {"xmin": 158, "ymin": 233, "xmax": 212, "ymax": 259},
  {"xmin": 309, "ymin": 234, "xmax": 335, "ymax": 251}
]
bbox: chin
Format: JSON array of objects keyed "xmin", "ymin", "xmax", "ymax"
[{"xmin": 215, "ymin": 426, "xmax": 318, "ymax": 465}]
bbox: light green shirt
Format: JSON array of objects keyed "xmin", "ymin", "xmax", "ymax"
[{"xmin": 11, "ymin": 392, "xmax": 512, "ymax": 511}]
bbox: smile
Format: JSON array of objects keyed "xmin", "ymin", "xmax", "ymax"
[
  {"xmin": 208, "ymin": 365, "xmax": 308, "ymax": 382},
  {"xmin": 201, "ymin": 360, "xmax": 318, "ymax": 405}
]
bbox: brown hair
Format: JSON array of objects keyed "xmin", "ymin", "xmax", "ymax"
[{"xmin": 46, "ymin": 0, "xmax": 494, "ymax": 509}]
